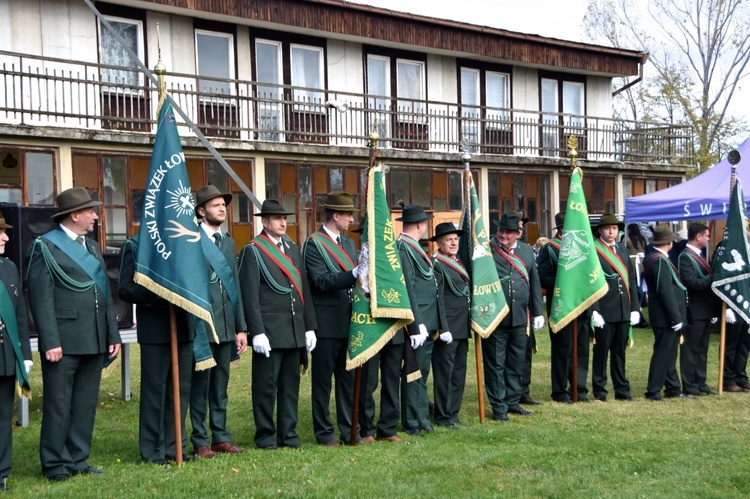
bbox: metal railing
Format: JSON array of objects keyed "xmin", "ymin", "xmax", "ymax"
[{"xmin": 0, "ymin": 50, "xmax": 694, "ymax": 166}]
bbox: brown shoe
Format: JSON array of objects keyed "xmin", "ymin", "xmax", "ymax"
[
  {"xmin": 376, "ymin": 435, "xmax": 404, "ymax": 443},
  {"xmin": 739, "ymin": 384, "xmax": 750, "ymax": 391},
  {"xmin": 193, "ymin": 446, "xmax": 218, "ymax": 459},
  {"xmin": 323, "ymin": 440, "xmax": 340, "ymax": 447},
  {"xmin": 725, "ymin": 384, "xmax": 744, "ymax": 393},
  {"xmin": 361, "ymin": 436, "xmax": 376, "ymax": 444},
  {"xmin": 211, "ymin": 442, "xmax": 247, "ymax": 454}
]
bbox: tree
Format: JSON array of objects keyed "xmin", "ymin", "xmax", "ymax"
[{"xmin": 585, "ymin": 0, "xmax": 750, "ymax": 171}]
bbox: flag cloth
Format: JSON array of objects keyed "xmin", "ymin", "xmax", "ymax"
[
  {"xmin": 712, "ymin": 178, "xmax": 750, "ymax": 324},
  {"xmin": 458, "ymin": 168, "xmax": 508, "ymax": 338},
  {"xmin": 133, "ymin": 98, "xmax": 216, "ymax": 370},
  {"xmin": 549, "ymin": 167, "xmax": 607, "ymax": 332},
  {"xmin": 346, "ymin": 165, "xmax": 414, "ymax": 370}
]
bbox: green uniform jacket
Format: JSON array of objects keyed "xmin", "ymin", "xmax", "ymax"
[
  {"xmin": 238, "ymin": 233, "xmax": 317, "ymax": 348},
  {"xmin": 432, "ymin": 255, "xmax": 470, "ymax": 340},
  {"xmin": 491, "ymin": 240, "xmax": 543, "ymax": 328},
  {"xmin": 677, "ymin": 248, "xmax": 717, "ymax": 322},
  {"xmin": 398, "ymin": 235, "xmax": 446, "ymax": 335},
  {"xmin": 202, "ymin": 231, "xmax": 247, "ymax": 343},
  {"xmin": 593, "ymin": 241, "xmax": 639, "ymax": 322},
  {"xmin": 644, "ymin": 251, "xmax": 687, "ymax": 328},
  {"xmin": 0, "ymin": 257, "xmax": 31, "ymax": 376},
  {"xmin": 303, "ymin": 227, "xmax": 357, "ymax": 339},
  {"xmin": 117, "ymin": 238, "xmax": 193, "ymax": 344},
  {"xmin": 25, "ymin": 229, "xmax": 121, "ymax": 354}
]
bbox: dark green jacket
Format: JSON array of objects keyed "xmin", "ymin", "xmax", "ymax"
[
  {"xmin": 593, "ymin": 240, "xmax": 639, "ymax": 321},
  {"xmin": 433, "ymin": 254, "xmax": 471, "ymax": 340},
  {"xmin": 238, "ymin": 232, "xmax": 317, "ymax": 349},
  {"xmin": 491, "ymin": 239, "xmax": 544, "ymax": 329},
  {"xmin": 398, "ymin": 234, "xmax": 445, "ymax": 335},
  {"xmin": 0, "ymin": 257, "xmax": 31, "ymax": 376},
  {"xmin": 645, "ymin": 251, "xmax": 687, "ymax": 328},
  {"xmin": 25, "ymin": 229, "xmax": 121, "ymax": 354},
  {"xmin": 303, "ymin": 227, "xmax": 357, "ymax": 340}
]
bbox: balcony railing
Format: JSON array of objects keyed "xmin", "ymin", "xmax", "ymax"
[{"xmin": 0, "ymin": 50, "xmax": 695, "ymax": 166}]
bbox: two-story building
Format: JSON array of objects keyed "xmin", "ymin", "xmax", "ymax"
[{"xmin": 0, "ymin": 0, "xmax": 692, "ymax": 255}]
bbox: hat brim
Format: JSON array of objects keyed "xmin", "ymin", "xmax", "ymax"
[
  {"xmin": 493, "ymin": 219, "xmax": 522, "ymax": 231},
  {"xmin": 52, "ymin": 200, "xmax": 102, "ymax": 222},
  {"xmin": 395, "ymin": 213, "xmax": 434, "ymax": 222},
  {"xmin": 324, "ymin": 204, "xmax": 360, "ymax": 213},
  {"xmin": 196, "ymin": 193, "xmax": 233, "ymax": 218},
  {"xmin": 652, "ymin": 234, "xmax": 676, "ymax": 245},
  {"xmin": 254, "ymin": 210, "xmax": 295, "ymax": 217},
  {"xmin": 429, "ymin": 229, "xmax": 465, "ymax": 241}
]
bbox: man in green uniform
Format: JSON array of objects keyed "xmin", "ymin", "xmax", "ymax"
[
  {"xmin": 430, "ymin": 222, "xmax": 470, "ymax": 428},
  {"xmin": 239, "ymin": 199, "xmax": 317, "ymax": 450},
  {"xmin": 25, "ymin": 187, "xmax": 121, "ymax": 481},
  {"xmin": 190, "ymin": 185, "xmax": 248, "ymax": 458},
  {"xmin": 397, "ymin": 204, "xmax": 446, "ymax": 436},
  {"xmin": 643, "ymin": 225, "xmax": 687, "ymax": 400},
  {"xmin": 485, "ymin": 212, "xmax": 544, "ymax": 421},
  {"xmin": 119, "ymin": 236, "xmax": 194, "ymax": 465},
  {"xmin": 0, "ymin": 213, "xmax": 31, "ymax": 492},
  {"xmin": 304, "ymin": 191, "xmax": 360, "ymax": 446}
]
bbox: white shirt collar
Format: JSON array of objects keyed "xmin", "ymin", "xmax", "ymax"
[
  {"xmin": 200, "ymin": 222, "xmax": 221, "ymax": 239},
  {"xmin": 322, "ymin": 224, "xmax": 339, "ymax": 241},
  {"xmin": 59, "ymin": 223, "xmax": 82, "ymax": 243},
  {"xmin": 654, "ymin": 247, "xmax": 669, "ymax": 257},
  {"xmin": 686, "ymin": 243, "xmax": 702, "ymax": 255}
]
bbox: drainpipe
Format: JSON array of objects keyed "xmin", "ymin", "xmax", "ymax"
[{"xmin": 613, "ymin": 52, "xmax": 649, "ymax": 97}]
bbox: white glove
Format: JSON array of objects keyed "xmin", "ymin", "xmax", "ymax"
[
  {"xmin": 711, "ymin": 317, "xmax": 718, "ymax": 324},
  {"xmin": 726, "ymin": 308, "xmax": 737, "ymax": 324},
  {"xmin": 671, "ymin": 323, "xmax": 683, "ymax": 332},
  {"xmin": 592, "ymin": 311, "xmax": 605, "ymax": 329},
  {"xmin": 630, "ymin": 311, "xmax": 640, "ymax": 326},
  {"xmin": 532, "ymin": 316, "xmax": 545, "ymax": 331},
  {"xmin": 252, "ymin": 334, "xmax": 272, "ymax": 358},
  {"xmin": 439, "ymin": 331, "xmax": 453, "ymax": 344},
  {"xmin": 410, "ymin": 324, "xmax": 429, "ymax": 349},
  {"xmin": 24, "ymin": 360, "xmax": 33, "ymax": 375},
  {"xmin": 305, "ymin": 330, "xmax": 317, "ymax": 353}
]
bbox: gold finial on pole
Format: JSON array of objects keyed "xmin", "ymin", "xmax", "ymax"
[
  {"xmin": 369, "ymin": 124, "xmax": 380, "ymax": 149},
  {"xmin": 567, "ymin": 135, "xmax": 578, "ymax": 170},
  {"xmin": 154, "ymin": 22, "xmax": 167, "ymax": 110}
]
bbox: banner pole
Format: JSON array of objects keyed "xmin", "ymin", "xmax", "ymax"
[{"xmin": 718, "ymin": 302, "xmax": 727, "ymax": 394}]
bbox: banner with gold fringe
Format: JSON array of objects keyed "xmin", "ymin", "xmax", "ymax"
[
  {"xmin": 133, "ymin": 99, "xmax": 216, "ymax": 370},
  {"xmin": 346, "ymin": 165, "xmax": 414, "ymax": 370}
]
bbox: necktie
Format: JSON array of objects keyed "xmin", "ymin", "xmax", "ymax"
[
  {"xmin": 336, "ymin": 236, "xmax": 342, "ymax": 247},
  {"xmin": 277, "ymin": 241, "xmax": 284, "ymax": 254},
  {"xmin": 213, "ymin": 233, "xmax": 221, "ymax": 246},
  {"xmin": 76, "ymin": 236, "xmax": 84, "ymax": 245}
]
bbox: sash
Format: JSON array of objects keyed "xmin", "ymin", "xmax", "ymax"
[
  {"xmin": 41, "ymin": 229, "xmax": 109, "ymax": 300},
  {"xmin": 595, "ymin": 240, "xmax": 630, "ymax": 301},
  {"xmin": 0, "ymin": 277, "xmax": 30, "ymax": 397},
  {"xmin": 200, "ymin": 232, "xmax": 240, "ymax": 314},
  {"xmin": 644, "ymin": 252, "xmax": 688, "ymax": 293},
  {"xmin": 545, "ymin": 237, "xmax": 562, "ymax": 264},
  {"xmin": 399, "ymin": 234, "xmax": 432, "ymax": 266},
  {"xmin": 252, "ymin": 234, "xmax": 304, "ymax": 304},
  {"xmin": 490, "ymin": 239, "xmax": 529, "ymax": 284},
  {"xmin": 308, "ymin": 231, "xmax": 355, "ymax": 272},
  {"xmin": 434, "ymin": 251, "xmax": 469, "ymax": 282},
  {"xmin": 680, "ymin": 249, "xmax": 712, "ymax": 277}
]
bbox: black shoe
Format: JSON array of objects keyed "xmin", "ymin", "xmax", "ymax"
[
  {"xmin": 508, "ymin": 406, "xmax": 534, "ymax": 416},
  {"xmin": 554, "ymin": 398, "xmax": 573, "ymax": 404},
  {"xmin": 645, "ymin": 394, "xmax": 663, "ymax": 402},
  {"xmin": 594, "ymin": 395, "xmax": 607, "ymax": 402},
  {"xmin": 259, "ymin": 444, "xmax": 278, "ymax": 451},
  {"xmin": 615, "ymin": 395, "xmax": 634, "ymax": 401},
  {"xmin": 436, "ymin": 423, "xmax": 459, "ymax": 430},
  {"xmin": 404, "ymin": 427, "xmax": 422, "ymax": 436},
  {"xmin": 492, "ymin": 412, "xmax": 509, "ymax": 422},
  {"xmin": 421, "ymin": 425, "xmax": 434, "ymax": 434},
  {"xmin": 577, "ymin": 396, "xmax": 591, "ymax": 403},
  {"xmin": 699, "ymin": 390, "xmax": 717, "ymax": 396},
  {"xmin": 48, "ymin": 474, "xmax": 71, "ymax": 482},
  {"xmin": 454, "ymin": 417, "xmax": 470, "ymax": 427},
  {"xmin": 520, "ymin": 395, "xmax": 542, "ymax": 406},
  {"xmin": 72, "ymin": 466, "xmax": 103, "ymax": 476}
]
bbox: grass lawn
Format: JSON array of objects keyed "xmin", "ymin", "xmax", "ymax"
[{"xmin": 9, "ymin": 319, "xmax": 750, "ymax": 498}]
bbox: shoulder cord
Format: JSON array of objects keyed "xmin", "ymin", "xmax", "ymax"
[{"xmin": 27, "ymin": 239, "xmax": 95, "ymax": 293}]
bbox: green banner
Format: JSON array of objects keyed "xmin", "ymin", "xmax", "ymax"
[
  {"xmin": 458, "ymin": 169, "xmax": 508, "ymax": 337},
  {"xmin": 712, "ymin": 177, "xmax": 750, "ymax": 324},
  {"xmin": 549, "ymin": 167, "xmax": 607, "ymax": 333},
  {"xmin": 347, "ymin": 165, "xmax": 413, "ymax": 369},
  {"xmin": 133, "ymin": 98, "xmax": 216, "ymax": 371}
]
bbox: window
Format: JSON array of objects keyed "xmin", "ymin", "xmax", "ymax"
[
  {"xmin": 291, "ymin": 44, "xmax": 324, "ymax": 109},
  {"xmin": 460, "ymin": 64, "xmax": 512, "ymax": 154},
  {"xmin": 540, "ymin": 75, "xmax": 586, "ymax": 157},
  {"xmin": 103, "ymin": 157, "xmax": 128, "ymax": 249},
  {"xmin": 367, "ymin": 55, "xmax": 391, "ymax": 142},
  {"xmin": 99, "ymin": 16, "xmax": 143, "ymax": 91},
  {"xmin": 256, "ymin": 39, "xmax": 284, "ymax": 141},
  {"xmin": 486, "ymin": 72, "xmax": 510, "ymax": 128},
  {"xmin": 460, "ymin": 68, "xmax": 480, "ymax": 149},
  {"xmin": 396, "ymin": 59, "xmax": 425, "ymax": 118},
  {"xmin": 196, "ymin": 30, "xmax": 234, "ymax": 96}
]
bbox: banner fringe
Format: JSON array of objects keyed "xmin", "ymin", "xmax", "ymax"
[
  {"xmin": 345, "ymin": 318, "xmax": 409, "ymax": 370},
  {"xmin": 549, "ymin": 285, "xmax": 607, "ymax": 333},
  {"xmin": 195, "ymin": 358, "xmax": 217, "ymax": 371}
]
